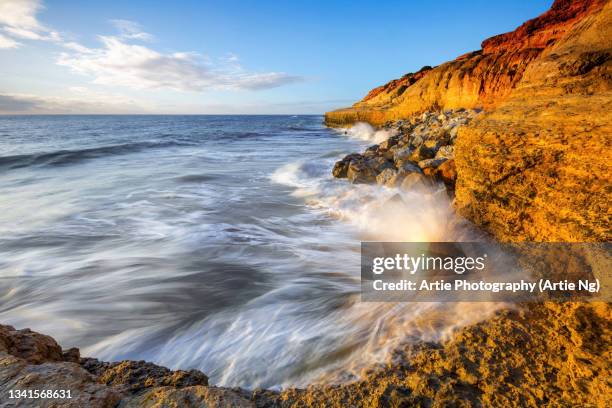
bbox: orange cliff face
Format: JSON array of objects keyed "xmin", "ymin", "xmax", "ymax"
[
  {"xmin": 325, "ymin": 0, "xmax": 611, "ymax": 243},
  {"xmin": 324, "ymin": 0, "xmax": 608, "ymax": 128}
]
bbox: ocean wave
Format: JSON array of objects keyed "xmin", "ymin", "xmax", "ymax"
[
  {"xmin": 335, "ymin": 122, "xmax": 396, "ymax": 144},
  {"xmin": 0, "ymin": 140, "xmax": 190, "ymax": 170}
]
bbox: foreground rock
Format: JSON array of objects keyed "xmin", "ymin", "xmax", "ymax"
[
  {"xmin": 332, "ymin": 109, "xmax": 477, "ymax": 192},
  {"xmin": 3, "ymin": 300, "xmax": 610, "ymax": 407},
  {"xmin": 0, "ymin": 324, "xmax": 253, "ymax": 407}
]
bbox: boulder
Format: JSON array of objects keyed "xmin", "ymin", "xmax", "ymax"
[
  {"xmin": 400, "ymin": 172, "xmax": 433, "ymax": 192},
  {"xmin": 436, "ymin": 145, "xmax": 454, "ymax": 160},
  {"xmin": 366, "ymin": 156, "xmax": 394, "ymax": 173},
  {"xmin": 379, "ymin": 137, "xmax": 399, "ymax": 150},
  {"xmin": 418, "ymin": 157, "xmax": 448, "ymax": 170},
  {"xmin": 376, "ymin": 168, "xmax": 398, "ymax": 186},
  {"xmin": 434, "ymin": 159, "xmax": 457, "ymax": 187},
  {"xmin": 410, "ymin": 142, "xmax": 438, "ymax": 161},
  {"xmin": 347, "ymin": 160, "xmax": 378, "ymax": 184},
  {"xmin": 332, "ymin": 153, "xmax": 362, "ymax": 178}
]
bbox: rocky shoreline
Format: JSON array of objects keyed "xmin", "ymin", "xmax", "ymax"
[
  {"xmin": 3, "ymin": 300, "xmax": 610, "ymax": 407},
  {"xmin": 2, "ymin": 0, "xmax": 609, "ymax": 406},
  {"xmin": 331, "ymin": 109, "xmax": 479, "ymax": 192}
]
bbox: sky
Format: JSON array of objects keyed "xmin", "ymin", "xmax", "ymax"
[{"xmin": 0, "ymin": 0, "xmax": 552, "ymax": 114}]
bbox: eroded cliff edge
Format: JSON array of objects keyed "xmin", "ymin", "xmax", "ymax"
[{"xmin": 326, "ymin": 0, "xmax": 611, "ymax": 243}]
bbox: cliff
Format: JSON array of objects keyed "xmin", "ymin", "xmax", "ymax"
[
  {"xmin": 324, "ymin": 0, "xmax": 609, "ymax": 128},
  {"xmin": 326, "ymin": 0, "xmax": 611, "ymax": 244}
]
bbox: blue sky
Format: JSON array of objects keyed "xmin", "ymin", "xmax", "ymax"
[{"xmin": 0, "ymin": 0, "xmax": 551, "ymax": 114}]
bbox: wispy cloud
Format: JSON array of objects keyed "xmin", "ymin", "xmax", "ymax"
[
  {"xmin": 109, "ymin": 19, "xmax": 153, "ymax": 41},
  {"xmin": 0, "ymin": 89, "xmax": 154, "ymax": 114},
  {"xmin": 0, "ymin": 0, "xmax": 303, "ymax": 92},
  {"xmin": 0, "ymin": 0, "xmax": 61, "ymax": 47},
  {"xmin": 57, "ymin": 36, "xmax": 303, "ymax": 92},
  {"xmin": 0, "ymin": 33, "xmax": 20, "ymax": 49}
]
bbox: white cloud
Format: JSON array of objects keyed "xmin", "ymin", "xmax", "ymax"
[
  {"xmin": 110, "ymin": 19, "xmax": 153, "ymax": 41},
  {"xmin": 57, "ymin": 36, "xmax": 303, "ymax": 92},
  {"xmin": 0, "ymin": 89, "xmax": 154, "ymax": 114},
  {"xmin": 0, "ymin": 0, "xmax": 61, "ymax": 46},
  {"xmin": 0, "ymin": 1, "xmax": 303, "ymax": 95},
  {"xmin": 0, "ymin": 33, "xmax": 20, "ymax": 49}
]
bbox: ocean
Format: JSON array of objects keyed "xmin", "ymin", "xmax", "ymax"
[{"xmin": 0, "ymin": 115, "xmax": 493, "ymax": 389}]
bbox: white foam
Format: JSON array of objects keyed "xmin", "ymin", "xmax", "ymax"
[{"xmin": 337, "ymin": 122, "xmax": 396, "ymax": 144}]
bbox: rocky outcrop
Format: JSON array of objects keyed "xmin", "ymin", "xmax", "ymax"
[
  {"xmin": 0, "ymin": 324, "xmax": 253, "ymax": 408},
  {"xmin": 326, "ymin": 0, "xmax": 611, "ymax": 244},
  {"xmin": 271, "ymin": 302, "xmax": 611, "ymax": 407},
  {"xmin": 324, "ymin": 0, "xmax": 608, "ymax": 127},
  {"xmin": 332, "ymin": 109, "xmax": 478, "ymax": 190},
  {"xmin": 455, "ymin": 0, "xmax": 612, "ymax": 242},
  {"xmin": 4, "ymin": 300, "xmax": 611, "ymax": 408}
]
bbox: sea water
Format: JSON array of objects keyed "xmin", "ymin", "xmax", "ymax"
[{"xmin": 0, "ymin": 115, "xmax": 498, "ymax": 388}]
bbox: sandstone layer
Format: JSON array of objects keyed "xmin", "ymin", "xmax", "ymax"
[
  {"xmin": 326, "ymin": 0, "xmax": 611, "ymax": 243},
  {"xmin": 325, "ymin": 0, "xmax": 608, "ymax": 128}
]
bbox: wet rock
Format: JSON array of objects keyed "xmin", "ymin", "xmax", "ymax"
[
  {"xmin": 398, "ymin": 161, "xmax": 421, "ymax": 173},
  {"xmin": 410, "ymin": 142, "xmax": 438, "ymax": 161},
  {"xmin": 347, "ymin": 160, "xmax": 377, "ymax": 184},
  {"xmin": 400, "ymin": 172, "xmax": 433, "ymax": 192},
  {"xmin": 332, "ymin": 153, "xmax": 362, "ymax": 178},
  {"xmin": 376, "ymin": 168, "xmax": 398, "ymax": 186}
]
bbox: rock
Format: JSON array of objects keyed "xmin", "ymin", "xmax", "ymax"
[
  {"xmin": 379, "ymin": 137, "xmax": 398, "ymax": 150},
  {"xmin": 418, "ymin": 157, "xmax": 448, "ymax": 169},
  {"xmin": 449, "ymin": 126, "xmax": 459, "ymax": 142},
  {"xmin": 393, "ymin": 148, "xmax": 413, "ymax": 167},
  {"xmin": 400, "ymin": 172, "xmax": 433, "ymax": 192},
  {"xmin": 0, "ymin": 325, "xmax": 123, "ymax": 408},
  {"xmin": 366, "ymin": 156, "xmax": 394, "ymax": 173},
  {"xmin": 433, "ymin": 159, "xmax": 457, "ymax": 187},
  {"xmin": 0, "ymin": 354, "xmax": 123, "ymax": 408},
  {"xmin": 410, "ymin": 142, "xmax": 438, "ymax": 161},
  {"xmin": 81, "ymin": 358, "xmax": 208, "ymax": 394},
  {"xmin": 376, "ymin": 168, "xmax": 398, "ymax": 186},
  {"xmin": 121, "ymin": 386, "xmax": 254, "ymax": 408},
  {"xmin": 332, "ymin": 153, "xmax": 362, "ymax": 178},
  {"xmin": 435, "ymin": 145, "xmax": 454, "ymax": 160},
  {"xmin": 398, "ymin": 161, "xmax": 421, "ymax": 173},
  {"xmin": 347, "ymin": 160, "xmax": 377, "ymax": 184},
  {"xmin": 0, "ymin": 325, "xmax": 64, "ymax": 364}
]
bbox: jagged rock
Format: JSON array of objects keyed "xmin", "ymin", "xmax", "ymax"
[
  {"xmin": 379, "ymin": 137, "xmax": 399, "ymax": 150},
  {"xmin": 0, "ymin": 325, "xmax": 64, "ymax": 364},
  {"xmin": 398, "ymin": 161, "xmax": 421, "ymax": 173},
  {"xmin": 0, "ymin": 325, "xmax": 123, "ymax": 408},
  {"xmin": 410, "ymin": 143, "xmax": 437, "ymax": 161},
  {"xmin": 81, "ymin": 358, "xmax": 208, "ymax": 394}
]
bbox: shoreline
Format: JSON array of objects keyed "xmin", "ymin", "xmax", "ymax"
[{"xmin": 3, "ymin": 300, "xmax": 610, "ymax": 407}]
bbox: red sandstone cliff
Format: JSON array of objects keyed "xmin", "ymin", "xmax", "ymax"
[{"xmin": 324, "ymin": 0, "xmax": 609, "ymax": 128}]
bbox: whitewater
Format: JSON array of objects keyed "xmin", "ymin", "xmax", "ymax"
[{"xmin": 0, "ymin": 115, "xmax": 501, "ymax": 389}]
